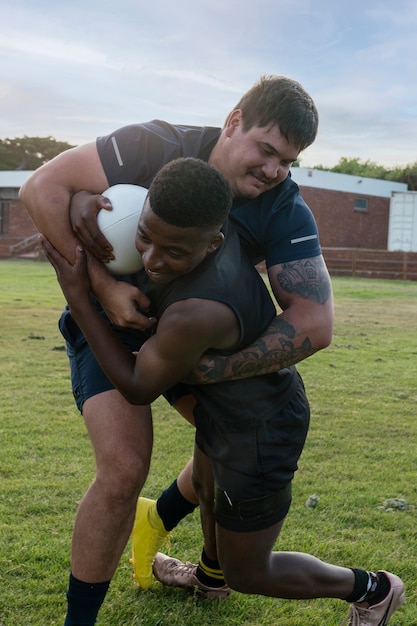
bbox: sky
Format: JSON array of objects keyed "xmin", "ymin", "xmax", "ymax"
[{"xmin": 1, "ymin": 0, "xmax": 416, "ymax": 169}]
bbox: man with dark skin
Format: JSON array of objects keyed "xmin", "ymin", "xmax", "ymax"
[
  {"xmin": 20, "ymin": 76, "xmax": 334, "ymax": 624},
  {"xmin": 43, "ymin": 158, "xmax": 405, "ymax": 626}
]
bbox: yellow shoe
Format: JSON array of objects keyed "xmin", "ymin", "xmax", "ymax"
[{"xmin": 130, "ymin": 497, "xmax": 170, "ymax": 589}]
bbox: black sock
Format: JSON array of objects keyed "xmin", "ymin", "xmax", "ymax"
[
  {"xmin": 64, "ymin": 573, "xmax": 110, "ymax": 626},
  {"xmin": 366, "ymin": 572, "xmax": 391, "ymax": 605},
  {"xmin": 156, "ymin": 479, "xmax": 198, "ymax": 531},
  {"xmin": 196, "ymin": 548, "xmax": 226, "ymax": 588},
  {"xmin": 345, "ymin": 569, "xmax": 389, "ymax": 604}
]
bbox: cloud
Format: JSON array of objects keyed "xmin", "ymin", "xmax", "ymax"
[{"xmin": 1, "ymin": 0, "xmax": 416, "ymax": 167}]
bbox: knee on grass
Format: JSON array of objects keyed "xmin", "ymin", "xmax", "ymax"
[{"xmin": 221, "ymin": 561, "xmax": 269, "ymax": 595}]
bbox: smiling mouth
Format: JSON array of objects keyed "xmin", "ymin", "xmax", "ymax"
[
  {"xmin": 146, "ymin": 268, "xmax": 170, "ymax": 283},
  {"xmin": 146, "ymin": 269, "xmax": 162, "ymax": 277}
]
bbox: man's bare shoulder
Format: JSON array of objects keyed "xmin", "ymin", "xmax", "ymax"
[{"xmin": 159, "ymin": 298, "xmax": 241, "ymax": 352}]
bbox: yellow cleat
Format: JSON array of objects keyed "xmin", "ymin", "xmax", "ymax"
[{"xmin": 130, "ymin": 497, "xmax": 170, "ymax": 589}]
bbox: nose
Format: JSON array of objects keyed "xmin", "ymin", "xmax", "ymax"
[
  {"xmin": 141, "ymin": 246, "xmax": 163, "ymax": 271},
  {"xmin": 261, "ymin": 158, "xmax": 280, "ymax": 181},
  {"xmin": 262, "ymin": 159, "xmax": 289, "ymax": 182}
]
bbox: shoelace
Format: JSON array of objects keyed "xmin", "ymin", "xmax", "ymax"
[
  {"xmin": 341, "ymin": 603, "xmax": 371, "ymax": 626},
  {"xmin": 165, "ymin": 560, "xmax": 197, "ymax": 581}
]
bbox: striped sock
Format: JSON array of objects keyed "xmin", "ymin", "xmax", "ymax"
[
  {"xmin": 196, "ymin": 548, "xmax": 225, "ymax": 588},
  {"xmin": 345, "ymin": 569, "xmax": 389, "ymax": 604}
]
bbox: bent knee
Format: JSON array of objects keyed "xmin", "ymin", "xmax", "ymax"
[
  {"xmin": 222, "ymin": 561, "xmax": 269, "ymax": 595},
  {"xmin": 223, "ymin": 566, "xmax": 254, "ymax": 594},
  {"xmin": 192, "ymin": 475, "xmax": 213, "ymax": 507}
]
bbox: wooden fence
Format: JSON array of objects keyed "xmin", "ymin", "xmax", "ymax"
[
  {"xmin": 322, "ymin": 248, "xmax": 417, "ymax": 282},
  {"xmin": 256, "ymin": 248, "xmax": 417, "ymax": 282}
]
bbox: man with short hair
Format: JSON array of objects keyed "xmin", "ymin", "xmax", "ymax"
[
  {"xmin": 44, "ymin": 157, "xmax": 405, "ymax": 626},
  {"xmin": 21, "ymin": 76, "xmax": 334, "ymax": 624}
]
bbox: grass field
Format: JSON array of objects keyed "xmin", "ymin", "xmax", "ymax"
[{"xmin": 0, "ymin": 259, "xmax": 416, "ymax": 626}]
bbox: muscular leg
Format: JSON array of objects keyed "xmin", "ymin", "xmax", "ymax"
[
  {"xmin": 172, "ymin": 395, "xmax": 199, "ymax": 504},
  {"xmin": 155, "ymin": 446, "xmax": 351, "ymax": 599},
  {"xmin": 192, "ymin": 444, "xmax": 216, "ymax": 560},
  {"xmin": 176, "ymin": 458, "xmax": 197, "ymax": 504},
  {"xmin": 152, "ymin": 390, "xmax": 405, "ymax": 617},
  {"xmin": 192, "ymin": 444, "xmax": 354, "ymax": 600},
  {"xmin": 216, "ymin": 521, "xmax": 355, "ymax": 599},
  {"xmin": 153, "ymin": 501, "xmax": 404, "ymax": 618},
  {"xmin": 151, "ymin": 443, "xmax": 227, "ymax": 595},
  {"xmin": 71, "ymin": 389, "xmax": 153, "ymax": 582},
  {"xmin": 130, "ymin": 395, "xmax": 203, "ymax": 589}
]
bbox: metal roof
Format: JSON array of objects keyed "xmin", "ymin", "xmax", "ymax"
[{"xmin": 292, "ymin": 167, "xmax": 408, "ymax": 198}]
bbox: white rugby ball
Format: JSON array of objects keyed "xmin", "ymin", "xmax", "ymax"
[{"xmin": 98, "ymin": 184, "xmax": 147, "ymax": 274}]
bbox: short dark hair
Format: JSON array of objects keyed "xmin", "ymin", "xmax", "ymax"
[
  {"xmin": 229, "ymin": 75, "xmax": 318, "ymax": 151},
  {"xmin": 149, "ymin": 157, "xmax": 232, "ymax": 229}
]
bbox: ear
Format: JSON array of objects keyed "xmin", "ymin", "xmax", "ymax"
[
  {"xmin": 207, "ymin": 231, "xmax": 224, "ymax": 253},
  {"xmin": 224, "ymin": 109, "xmax": 242, "ymax": 138}
]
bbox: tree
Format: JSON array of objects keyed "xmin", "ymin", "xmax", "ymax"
[
  {"xmin": 0, "ymin": 136, "xmax": 75, "ymax": 170},
  {"xmin": 386, "ymin": 162, "xmax": 417, "ymax": 191},
  {"xmin": 312, "ymin": 157, "xmax": 417, "ymax": 191}
]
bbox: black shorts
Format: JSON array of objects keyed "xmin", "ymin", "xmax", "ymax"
[{"xmin": 194, "ymin": 372, "xmax": 310, "ymax": 532}]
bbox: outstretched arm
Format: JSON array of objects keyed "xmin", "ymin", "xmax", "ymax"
[{"xmin": 185, "ymin": 255, "xmax": 333, "ymax": 383}]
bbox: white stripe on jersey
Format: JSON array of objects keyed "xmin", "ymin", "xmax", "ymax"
[
  {"xmin": 291, "ymin": 234, "xmax": 318, "ymax": 244},
  {"xmin": 111, "ymin": 136, "xmax": 124, "ymax": 166}
]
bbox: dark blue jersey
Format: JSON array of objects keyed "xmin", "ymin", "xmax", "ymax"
[{"xmin": 96, "ymin": 120, "xmax": 321, "ymax": 268}]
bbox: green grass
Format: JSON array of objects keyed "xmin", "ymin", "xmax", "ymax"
[{"xmin": 1, "ymin": 259, "xmax": 416, "ymax": 625}]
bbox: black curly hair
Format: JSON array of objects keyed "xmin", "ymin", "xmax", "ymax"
[{"xmin": 148, "ymin": 157, "xmax": 232, "ymax": 230}]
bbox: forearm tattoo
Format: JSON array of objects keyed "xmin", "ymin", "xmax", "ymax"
[
  {"xmin": 186, "ymin": 318, "xmax": 313, "ymax": 384},
  {"xmin": 186, "ymin": 256, "xmax": 332, "ymax": 384}
]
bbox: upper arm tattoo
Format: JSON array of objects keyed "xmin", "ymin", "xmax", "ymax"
[{"xmin": 275, "ymin": 257, "xmax": 332, "ymax": 304}]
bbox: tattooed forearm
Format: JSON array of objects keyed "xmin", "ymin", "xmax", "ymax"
[
  {"xmin": 184, "ymin": 256, "xmax": 333, "ymax": 385},
  {"xmin": 184, "ymin": 317, "xmax": 314, "ymax": 385},
  {"xmin": 277, "ymin": 257, "xmax": 332, "ymax": 304}
]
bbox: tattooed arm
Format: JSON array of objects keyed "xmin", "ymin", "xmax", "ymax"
[{"xmin": 185, "ymin": 255, "xmax": 334, "ymax": 383}]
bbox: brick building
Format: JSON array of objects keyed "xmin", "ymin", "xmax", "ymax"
[
  {"xmin": 291, "ymin": 168, "xmax": 408, "ymax": 249},
  {"xmin": 0, "ymin": 171, "xmax": 38, "ymax": 258}
]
